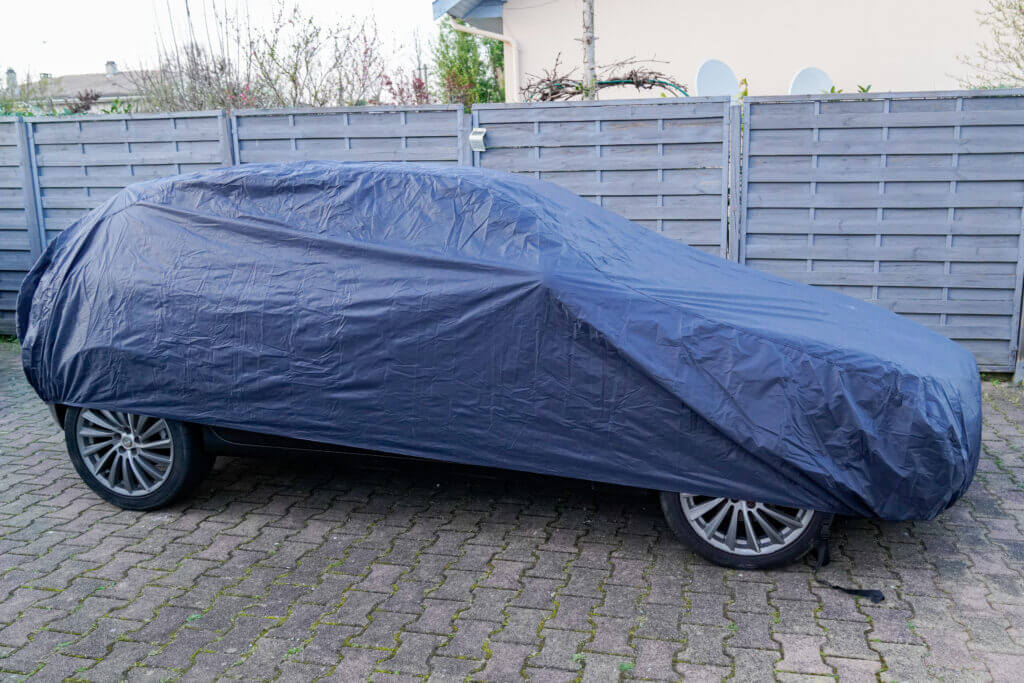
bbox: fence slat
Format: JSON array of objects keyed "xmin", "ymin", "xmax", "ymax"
[
  {"xmin": 744, "ymin": 245, "xmax": 1021, "ymax": 262},
  {"xmin": 748, "ymin": 168, "xmax": 1024, "ymax": 183},
  {"xmin": 745, "ymin": 220, "xmax": 1023, "ymax": 236},
  {"xmin": 748, "ymin": 139, "xmax": 1024, "ymax": 155},
  {"xmin": 748, "ymin": 109, "xmax": 1024, "ymax": 129},
  {"xmin": 746, "ymin": 194, "xmax": 1024, "ymax": 209}
]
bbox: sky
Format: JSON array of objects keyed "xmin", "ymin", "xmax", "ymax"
[{"xmin": 1, "ymin": 0, "xmax": 440, "ymax": 78}]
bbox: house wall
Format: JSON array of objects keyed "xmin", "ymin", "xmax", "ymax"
[{"xmin": 500, "ymin": 0, "xmax": 991, "ymax": 98}]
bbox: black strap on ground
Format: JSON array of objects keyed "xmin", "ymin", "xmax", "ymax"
[{"xmin": 812, "ymin": 528, "xmax": 885, "ymax": 603}]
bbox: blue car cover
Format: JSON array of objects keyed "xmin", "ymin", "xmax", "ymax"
[{"xmin": 18, "ymin": 162, "xmax": 981, "ymax": 520}]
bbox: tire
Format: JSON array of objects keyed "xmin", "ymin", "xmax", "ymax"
[
  {"xmin": 64, "ymin": 407, "xmax": 212, "ymax": 511},
  {"xmin": 659, "ymin": 491, "xmax": 832, "ymax": 570}
]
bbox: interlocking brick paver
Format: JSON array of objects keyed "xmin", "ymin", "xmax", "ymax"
[
  {"xmin": 436, "ymin": 617, "xmax": 496, "ymax": 660},
  {"xmin": 0, "ymin": 630, "xmax": 80, "ymax": 675},
  {"xmin": 460, "ymin": 586, "xmax": 513, "ymax": 622},
  {"xmin": 728, "ymin": 646, "xmax": 781, "ymax": 682},
  {"xmin": 143, "ymin": 626, "xmax": 219, "ymax": 668},
  {"xmin": 873, "ymin": 641, "xmax": 932, "ymax": 683},
  {"xmin": 529, "ymin": 628, "xmax": 588, "ymax": 671},
  {"xmin": 727, "ymin": 610, "xmax": 776, "ymax": 650},
  {"xmin": 77, "ymin": 643, "xmax": 151, "ymax": 680},
  {"xmin": 826, "ymin": 655, "xmax": 882, "ymax": 682},
  {"xmin": 819, "ymin": 619, "xmax": 876, "ymax": 661},
  {"xmin": 297, "ymin": 623, "xmax": 361, "ymax": 664},
  {"xmin": 773, "ymin": 598, "xmax": 822, "ymax": 636},
  {"xmin": 773, "ymin": 632, "xmax": 832, "ymax": 675},
  {"xmin": 349, "ymin": 609, "xmax": 415, "ymax": 648},
  {"xmin": 675, "ymin": 661, "xmax": 732, "ymax": 681},
  {"xmin": 629, "ymin": 637, "xmax": 682, "ymax": 680},
  {"xmin": 47, "ymin": 595, "xmax": 128, "ymax": 635},
  {"xmin": 587, "ymin": 615, "xmax": 633, "ymax": 655},
  {"xmin": 578, "ymin": 651, "xmax": 631, "ymax": 682},
  {"xmin": 325, "ymin": 646, "xmax": 387, "ymax": 679},
  {"xmin": 427, "ymin": 654, "xmax": 480, "ymax": 679},
  {"xmin": 1, "ymin": 341, "xmax": 1023, "ymax": 680},
  {"xmin": 493, "ymin": 606, "xmax": 547, "ymax": 645},
  {"xmin": 680, "ymin": 591, "xmax": 731, "ymax": 627}
]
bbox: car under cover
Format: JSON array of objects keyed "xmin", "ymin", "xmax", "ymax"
[{"xmin": 17, "ymin": 161, "xmax": 981, "ymax": 520}]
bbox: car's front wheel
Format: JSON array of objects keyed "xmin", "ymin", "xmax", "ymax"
[
  {"xmin": 660, "ymin": 492, "xmax": 831, "ymax": 569},
  {"xmin": 64, "ymin": 407, "xmax": 212, "ymax": 510}
]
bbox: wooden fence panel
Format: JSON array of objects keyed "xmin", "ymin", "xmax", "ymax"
[
  {"xmin": 28, "ymin": 111, "xmax": 230, "ymax": 246},
  {"xmin": 231, "ymin": 106, "xmax": 465, "ymax": 166},
  {"xmin": 473, "ymin": 98, "xmax": 732, "ymax": 256},
  {"xmin": 739, "ymin": 92, "xmax": 1024, "ymax": 371}
]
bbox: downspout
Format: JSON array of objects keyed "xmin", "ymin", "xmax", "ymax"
[{"xmin": 446, "ymin": 16, "xmax": 521, "ymax": 103}]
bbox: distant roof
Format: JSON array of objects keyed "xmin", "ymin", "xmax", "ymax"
[
  {"xmin": 49, "ymin": 71, "xmax": 136, "ymax": 99},
  {"xmin": 432, "ymin": 0, "xmax": 504, "ymax": 30}
]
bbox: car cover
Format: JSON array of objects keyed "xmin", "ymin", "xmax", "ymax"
[{"xmin": 17, "ymin": 161, "xmax": 981, "ymax": 520}]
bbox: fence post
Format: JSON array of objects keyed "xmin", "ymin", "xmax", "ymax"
[
  {"xmin": 727, "ymin": 104, "xmax": 742, "ymax": 262},
  {"xmin": 457, "ymin": 107, "xmax": 472, "ymax": 167},
  {"xmin": 1015, "ymin": 337, "xmax": 1024, "ymax": 385},
  {"xmin": 1015, "ymin": 205, "xmax": 1024, "ymax": 384},
  {"xmin": 717, "ymin": 101, "xmax": 729, "ymax": 260},
  {"xmin": 14, "ymin": 117, "xmax": 45, "ymax": 259},
  {"xmin": 736, "ymin": 99, "xmax": 752, "ymax": 265},
  {"xmin": 218, "ymin": 110, "xmax": 236, "ymax": 166}
]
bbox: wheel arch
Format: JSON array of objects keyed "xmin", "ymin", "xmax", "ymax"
[{"xmin": 50, "ymin": 403, "xmax": 68, "ymax": 430}]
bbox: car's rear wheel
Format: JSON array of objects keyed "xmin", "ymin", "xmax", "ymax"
[
  {"xmin": 660, "ymin": 492, "xmax": 831, "ymax": 569},
  {"xmin": 64, "ymin": 407, "xmax": 212, "ymax": 510}
]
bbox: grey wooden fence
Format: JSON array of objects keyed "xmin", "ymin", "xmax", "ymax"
[
  {"xmin": 5, "ymin": 93, "xmax": 1024, "ymax": 375},
  {"xmin": 473, "ymin": 98, "xmax": 732, "ymax": 256},
  {"xmin": 738, "ymin": 91, "xmax": 1024, "ymax": 371}
]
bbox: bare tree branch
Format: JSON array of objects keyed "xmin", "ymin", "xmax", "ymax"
[
  {"xmin": 127, "ymin": 0, "xmax": 421, "ymax": 112},
  {"xmin": 522, "ymin": 54, "xmax": 687, "ymax": 102},
  {"xmin": 959, "ymin": 0, "xmax": 1024, "ymax": 88}
]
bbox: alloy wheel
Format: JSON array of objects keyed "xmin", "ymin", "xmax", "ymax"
[
  {"xmin": 75, "ymin": 409, "xmax": 175, "ymax": 497},
  {"xmin": 678, "ymin": 494, "xmax": 814, "ymax": 556}
]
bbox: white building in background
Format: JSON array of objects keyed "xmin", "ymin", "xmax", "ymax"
[
  {"xmin": 433, "ymin": 0, "xmax": 992, "ymax": 100},
  {"xmin": 4, "ymin": 61, "xmax": 138, "ymax": 113}
]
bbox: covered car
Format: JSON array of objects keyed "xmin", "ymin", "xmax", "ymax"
[{"xmin": 17, "ymin": 161, "xmax": 981, "ymax": 568}]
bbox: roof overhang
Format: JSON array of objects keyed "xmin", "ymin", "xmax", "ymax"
[{"xmin": 432, "ymin": 0, "xmax": 504, "ymax": 32}]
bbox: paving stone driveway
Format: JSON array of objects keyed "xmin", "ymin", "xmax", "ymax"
[{"xmin": 1, "ymin": 340, "xmax": 1023, "ymax": 681}]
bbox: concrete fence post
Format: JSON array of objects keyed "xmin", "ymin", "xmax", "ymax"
[
  {"xmin": 727, "ymin": 103, "xmax": 742, "ymax": 262},
  {"xmin": 14, "ymin": 117, "xmax": 45, "ymax": 259},
  {"xmin": 218, "ymin": 110, "xmax": 236, "ymax": 166}
]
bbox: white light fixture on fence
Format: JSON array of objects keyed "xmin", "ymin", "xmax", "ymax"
[
  {"xmin": 468, "ymin": 128, "xmax": 487, "ymax": 153},
  {"xmin": 694, "ymin": 59, "xmax": 740, "ymax": 98},
  {"xmin": 789, "ymin": 67, "xmax": 834, "ymax": 95}
]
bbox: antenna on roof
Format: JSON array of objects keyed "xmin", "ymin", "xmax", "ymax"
[{"xmin": 789, "ymin": 67, "xmax": 834, "ymax": 95}]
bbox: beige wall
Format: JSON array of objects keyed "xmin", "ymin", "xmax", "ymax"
[{"xmin": 500, "ymin": 0, "xmax": 990, "ymax": 99}]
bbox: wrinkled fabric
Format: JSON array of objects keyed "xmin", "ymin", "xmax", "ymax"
[{"xmin": 18, "ymin": 162, "xmax": 981, "ymax": 520}]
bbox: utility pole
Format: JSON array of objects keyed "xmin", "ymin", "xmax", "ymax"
[{"xmin": 581, "ymin": 0, "xmax": 596, "ymax": 100}]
